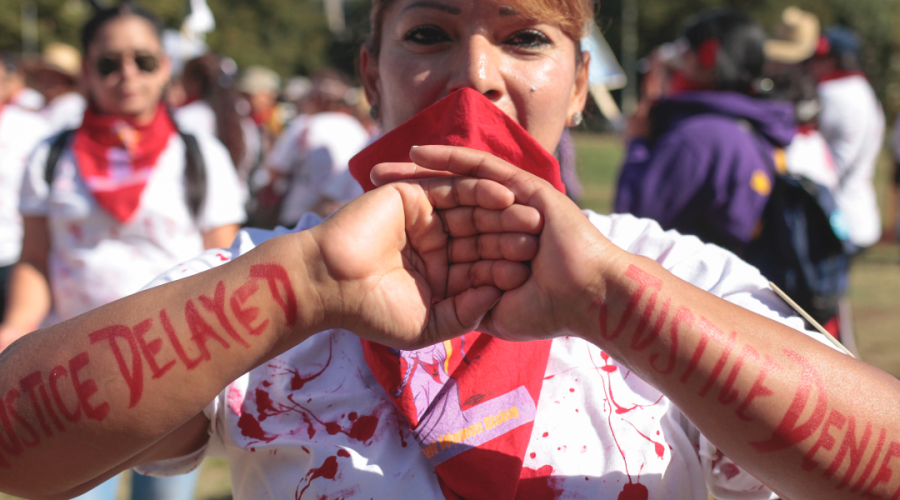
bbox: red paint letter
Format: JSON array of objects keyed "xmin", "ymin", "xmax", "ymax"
[
  {"xmin": 650, "ymin": 306, "xmax": 693, "ymax": 375},
  {"xmin": 69, "ymin": 352, "xmax": 109, "ymax": 422},
  {"xmin": 160, "ymin": 309, "xmax": 203, "ymax": 370},
  {"xmin": 231, "ymin": 280, "xmax": 269, "ymax": 336},
  {"xmin": 185, "ymin": 299, "xmax": 230, "ymax": 358},
  {"xmin": 718, "ymin": 345, "xmax": 759, "ymax": 405},
  {"xmin": 863, "ymin": 440, "xmax": 900, "ymax": 497},
  {"xmin": 698, "ymin": 331, "xmax": 737, "ymax": 398},
  {"xmin": 49, "ymin": 366, "xmax": 81, "ymax": 423},
  {"xmin": 851, "ymin": 427, "xmax": 887, "ymax": 492},
  {"xmin": 827, "ymin": 416, "xmax": 871, "ymax": 487},
  {"xmin": 199, "ymin": 281, "xmax": 250, "ymax": 348},
  {"xmin": 134, "ymin": 318, "xmax": 175, "ymax": 379},
  {"xmin": 735, "ymin": 355, "xmax": 780, "ymax": 421},
  {"xmin": 19, "ymin": 371, "xmax": 55, "ymax": 437},
  {"xmin": 4, "ymin": 389, "xmax": 39, "ymax": 447},
  {"xmin": 680, "ymin": 317, "xmax": 718, "ymax": 384},
  {"xmin": 802, "ymin": 409, "xmax": 846, "ymax": 471},
  {"xmin": 749, "ymin": 350, "xmax": 828, "ymax": 453},
  {"xmin": 250, "ymin": 264, "xmax": 298, "ymax": 327},
  {"xmin": 89, "ymin": 326, "xmax": 143, "ymax": 408},
  {"xmin": 0, "ymin": 393, "xmax": 23, "ymax": 457}
]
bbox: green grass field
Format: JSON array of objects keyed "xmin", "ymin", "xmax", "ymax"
[{"xmin": 2, "ymin": 132, "xmax": 898, "ymax": 500}]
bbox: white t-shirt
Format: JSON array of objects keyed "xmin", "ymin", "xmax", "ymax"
[
  {"xmin": 785, "ymin": 129, "xmax": 839, "ymax": 190},
  {"xmin": 266, "ymin": 112, "xmax": 368, "ymax": 224},
  {"xmin": 817, "ymin": 75, "xmax": 885, "ymax": 248},
  {"xmin": 175, "ymin": 100, "xmax": 262, "ymax": 198},
  {"xmin": 174, "ymin": 100, "xmax": 217, "ymax": 138},
  {"xmin": 137, "ymin": 211, "xmax": 837, "ymax": 500},
  {"xmin": 9, "ymin": 88, "xmax": 45, "ymax": 112},
  {"xmin": 40, "ymin": 92, "xmax": 87, "ymax": 134},
  {"xmin": 0, "ymin": 106, "xmax": 50, "ymax": 266},
  {"xmin": 19, "ymin": 131, "xmax": 246, "ymax": 320}
]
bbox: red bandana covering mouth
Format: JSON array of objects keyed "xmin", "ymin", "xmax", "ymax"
[
  {"xmin": 72, "ymin": 103, "xmax": 176, "ymax": 223},
  {"xmin": 349, "ymin": 88, "xmax": 563, "ymax": 500}
]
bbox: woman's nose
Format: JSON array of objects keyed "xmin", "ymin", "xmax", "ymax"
[
  {"xmin": 447, "ymin": 35, "xmax": 505, "ymax": 101},
  {"xmin": 119, "ymin": 55, "xmax": 141, "ymax": 80}
]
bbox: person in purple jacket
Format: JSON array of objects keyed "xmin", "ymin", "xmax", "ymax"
[{"xmin": 615, "ymin": 10, "xmax": 796, "ymax": 254}]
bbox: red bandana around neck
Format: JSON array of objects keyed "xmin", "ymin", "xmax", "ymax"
[
  {"xmin": 349, "ymin": 88, "xmax": 564, "ymax": 500},
  {"xmin": 72, "ymin": 103, "xmax": 176, "ymax": 223}
]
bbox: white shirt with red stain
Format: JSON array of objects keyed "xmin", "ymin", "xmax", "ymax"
[
  {"xmin": 18, "ymin": 131, "xmax": 246, "ymax": 321},
  {"xmin": 137, "ymin": 212, "xmax": 834, "ymax": 500},
  {"xmin": 0, "ymin": 105, "xmax": 49, "ymax": 266}
]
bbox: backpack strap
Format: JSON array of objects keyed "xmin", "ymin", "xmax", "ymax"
[
  {"xmin": 44, "ymin": 129, "xmax": 76, "ymax": 187},
  {"xmin": 179, "ymin": 131, "xmax": 207, "ymax": 221}
]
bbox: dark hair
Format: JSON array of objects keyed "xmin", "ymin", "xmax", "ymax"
[
  {"xmin": 682, "ymin": 10, "xmax": 765, "ymax": 94},
  {"xmin": 81, "ymin": 2, "xmax": 164, "ymax": 51},
  {"xmin": 182, "ymin": 54, "xmax": 247, "ymax": 167}
]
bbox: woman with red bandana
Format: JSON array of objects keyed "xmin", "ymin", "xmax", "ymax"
[
  {"xmin": 1, "ymin": 2, "xmax": 900, "ymax": 500},
  {"xmin": 0, "ymin": 4, "xmax": 244, "ymax": 500}
]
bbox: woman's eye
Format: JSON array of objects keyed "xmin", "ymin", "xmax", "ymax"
[
  {"xmin": 505, "ymin": 30, "xmax": 551, "ymax": 48},
  {"xmin": 404, "ymin": 26, "xmax": 451, "ymax": 45}
]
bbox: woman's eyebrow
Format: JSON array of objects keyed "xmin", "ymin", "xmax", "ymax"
[{"xmin": 400, "ymin": 1, "xmax": 462, "ymax": 15}]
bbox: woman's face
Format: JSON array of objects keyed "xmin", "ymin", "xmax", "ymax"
[
  {"xmin": 361, "ymin": 0, "xmax": 590, "ymax": 154},
  {"xmin": 82, "ymin": 15, "xmax": 171, "ymax": 120}
]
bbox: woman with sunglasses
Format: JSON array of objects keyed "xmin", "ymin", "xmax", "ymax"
[
  {"xmin": 0, "ymin": 3, "xmax": 245, "ymax": 500},
  {"xmin": 3, "ymin": 1, "xmax": 900, "ymax": 499}
]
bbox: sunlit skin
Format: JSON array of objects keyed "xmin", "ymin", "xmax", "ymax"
[
  {"xmin": 360, "ymin": 0, "xmax": 590, "ymax": 155},
  {"xmin": 81, "ymin": 15, "xmax": 171, "ymax": 125}
]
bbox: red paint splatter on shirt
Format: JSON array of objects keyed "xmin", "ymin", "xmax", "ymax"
[
  {"xmin": 295, "ymin": 455, "xmax": 342, "ymax": 500},
  {"xmin": 237, "ymin": 412, "xmax": 277, "ymax": 443},
  {"xmin": 622, "ymin": 420, "xmax": 665, "ymax": 459},
  {"xmin": 618, "ymin": 482, "xmax": 649, "ymax": 500}
]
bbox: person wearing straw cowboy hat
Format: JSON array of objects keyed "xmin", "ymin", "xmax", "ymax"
[{"xmin": 31, "ymin": 43, "xmax": 87, "ymax": 133}]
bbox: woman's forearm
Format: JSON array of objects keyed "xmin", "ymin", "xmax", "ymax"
[
  {"xmin": 0, "ymin": 232, "xmax": 326, "ymax": 497},
  {"xmin": 0, "ymin": 261, "xmax": 52, "ymax": 337},
  {"xmin": 584, "ymin": 254, "xmax": 900, "ymax": 500}
]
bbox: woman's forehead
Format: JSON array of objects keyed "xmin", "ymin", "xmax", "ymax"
[
  {"xmin": 89, "ymin": 16, "xmax": 161, "ymax": 53},
  {"xmin": 383, "ymin": 0, "xmax": 590, "ymax": 38}
]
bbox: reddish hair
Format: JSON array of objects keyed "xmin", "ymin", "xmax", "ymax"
[{"xmin": 367, "ymin": 0, "xmax": 595, "ymax": 57}]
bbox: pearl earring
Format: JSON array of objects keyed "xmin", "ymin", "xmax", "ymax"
[{"xmin": 569, "ymin": 111, "xmax": 583, "ymax": 127}]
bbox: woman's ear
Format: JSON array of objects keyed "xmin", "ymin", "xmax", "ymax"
[
  {"xmin": 359, "ymin": 46, "xmax": 381, "ymax": 115},
  {"xmin": 568, "ymin": 50, "xmax": 591, "ymax": 121}
]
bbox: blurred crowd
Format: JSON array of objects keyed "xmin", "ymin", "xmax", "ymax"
[
  {"xmin": 0, "ymin": 2, "xmax": 897, "ymax": 498},
  {"xmin": 616, "ymin": 7, "xmax": 895, "ymax": 356}
]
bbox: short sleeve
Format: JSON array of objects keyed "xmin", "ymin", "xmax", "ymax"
[
  {"xmin": 194, "ymin": 135, "xmax": 247, "ymax": 232},
  {"xmin": 18, "ymin": 136, "xmax": 59, "ymax": 216},
  {"xmin": 265, "ymin": 117, "xmax": 305, "ymax": 174}
]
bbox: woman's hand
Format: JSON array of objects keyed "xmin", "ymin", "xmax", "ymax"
[
  {"xmin": 370, "ymin": 145, "xmax": 626, "ymax": 341},
  {"xmin": 307, "ymin": 175, "xmax": 542, "ymax": 349}
]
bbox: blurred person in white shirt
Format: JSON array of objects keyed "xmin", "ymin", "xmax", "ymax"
[
  {"xmin": 32, "ymin": 43, "xmax": 87, "ymax": 133},
  {"xmin": 806, "ymin": 27, "xmax": 885, "ymax": 251},
  {"xmin": 263, "ymin": 69, "xmax": 368, "ymax": 226}
]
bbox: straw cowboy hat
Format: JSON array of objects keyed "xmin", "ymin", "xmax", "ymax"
[
  {"xmin": 37, "ymin": 43, "xmax": 82, "ymax": 80},
  {"xmin": 765, "ymin": 7, "xmax": 820, "ymax": 64}
]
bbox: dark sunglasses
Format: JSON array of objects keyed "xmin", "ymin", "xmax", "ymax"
[{"xmin": 96, "ymin": 53, "xmax": 160, "ymax": 76}]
